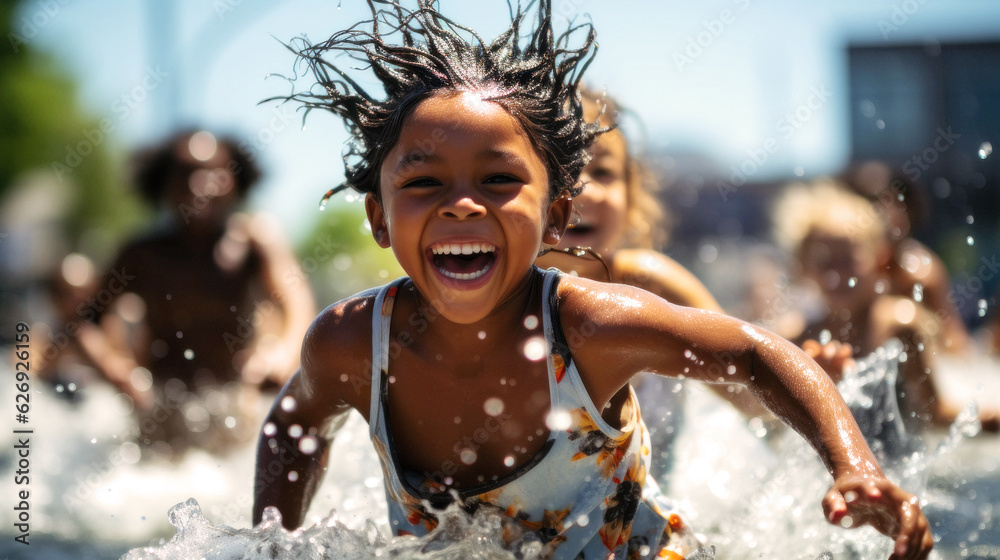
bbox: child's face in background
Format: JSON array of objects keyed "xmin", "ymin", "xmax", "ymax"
[
  {"xmin": 164, "ymin": 138, "xmax": 239, "ymax": 228},
  {"xmin": 799, "ymin": 224, "xmax": 881, "ymax": 312},
  {"xmin": 368, "ymin": 92, "xmax": 567, "ymax": 324},
  {"xmin": 561, "ymin": 130, "xmax": 629, "ymax": 255}
]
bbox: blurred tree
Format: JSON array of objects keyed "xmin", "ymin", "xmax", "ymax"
[
  {"xmin": 1, "ymin": 1, "xmax": 147, "ymax": 256},
  {"xmin": 295, "ymin": 201, "xmax": 404, "ymax": 304}
]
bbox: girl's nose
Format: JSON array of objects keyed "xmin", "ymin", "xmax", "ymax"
[{"xmin": 438, "ymin": 187, "xmax": 486, "ymax": 220}]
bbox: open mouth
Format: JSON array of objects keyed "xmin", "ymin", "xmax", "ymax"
[
  {"xmin": 429, "ymin": 242, "xmax": 497, "ymax": 281},
  {"xmin": 566, "ymin": 224, "xmax": 595, "ymax": 235}
]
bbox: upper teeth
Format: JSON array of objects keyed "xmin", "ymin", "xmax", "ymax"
[{"xmin": 432, "ymin": 242, "xmax": 496, "ymax": 255}]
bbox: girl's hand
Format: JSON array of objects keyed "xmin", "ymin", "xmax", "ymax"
[
  {"xmin": 823, "ymin": 477, "xmax": 933, "ymax": 560},
  {"xmin": 802, "ymin": 339, "xmax": 854, "ymax": 381}
]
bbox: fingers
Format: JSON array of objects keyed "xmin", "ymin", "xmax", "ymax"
[
  {"xmin": 890, "ymin": 495, "xmax": 932, "ymax": 560},
  {"xmin": 830, "ymin": 478, "xmax": 933, "ymax": 560},
  {"xmin": 802, "ymin": 340, "xmax": 855, "ymax": 377},
  {"xmin": 802, "ymin": 339, "xmax": 821, "ymax": 358},
  {"xmin": 822, "ymin": 487, "xmax": 848, "ymax": 524}
]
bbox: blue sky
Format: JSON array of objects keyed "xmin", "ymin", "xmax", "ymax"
[{"xmin": 17, "ymin": 0, "xmax": 1000, "ymax": 240}]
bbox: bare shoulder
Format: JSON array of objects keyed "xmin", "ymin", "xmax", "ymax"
[
  {"xmin": 612, "ymin": 248, "xmax": 722, "ymax": 312},
  {"xmin": 552, "ymin": 273, "xmax": 747, "ymax": 406},
  {"xmin": 298, "ymin": 291, "xmax": 379, "ymax": 415}
]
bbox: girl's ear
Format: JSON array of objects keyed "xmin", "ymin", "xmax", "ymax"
[
  {"xmin": 543, "ymin": 191, "xmax": 573, "ymax": 245},
  {"xmin": 365, "ymin": 193, "xmax": 391, "ymax": 248}
]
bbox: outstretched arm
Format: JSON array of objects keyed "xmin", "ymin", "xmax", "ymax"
[
  {"xmin": 614, "ymin": 249, "xmax": 777, "ymax": 423},
  {"xmin": 560, "ymin": 278, "xmax": 932, "ymax": 559},
  {"xmin": 252, "ymin": 372, "xmax": 349, "ymax": 529},
  {"xmin": 252, "ymin": 295, "xmax": 374, "ymax": 529}
]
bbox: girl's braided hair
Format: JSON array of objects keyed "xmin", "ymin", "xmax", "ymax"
[{"xmin": 271, "ymin": 0, "xmax": 603, "ymax": 204}]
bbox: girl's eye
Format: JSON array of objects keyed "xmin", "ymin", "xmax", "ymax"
[
  {"xmin": 483, "ymin": 174, "xmax": 521, "ymax": 185},
  {"xmin": 402, "ymin": 177, "xmax": 441, "ymax": 189},
  {"xmin": 588, "ymin": 167, "xmax": 617, "ymax": 181}
]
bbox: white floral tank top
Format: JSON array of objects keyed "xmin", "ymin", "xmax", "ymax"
[{"xmin": 368, "ymin": 267, "xmax": 700, "ymax": 559}]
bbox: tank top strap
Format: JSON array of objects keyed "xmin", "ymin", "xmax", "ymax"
[
  {"xmin": 540, "ymin": 266, "xmax": 634, "ymax": 438},
  {"xmin": 369, "ymin": 277, "xmax": 409, "ymax": 440},
  {"xmin": 540, "ymin": 267, "xmax": 572, "ymax": 366}
]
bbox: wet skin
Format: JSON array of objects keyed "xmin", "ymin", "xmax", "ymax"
[{"xmin": 254, "ymin": 92, "xmax": 932, "ymax": 559}]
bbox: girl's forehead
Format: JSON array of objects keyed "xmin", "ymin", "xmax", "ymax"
[{"xmin": 389, "ymin": 93, "xmax": 544, "ymax": 164}]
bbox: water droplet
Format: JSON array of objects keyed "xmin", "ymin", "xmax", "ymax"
[
  {"xmin": 478, "ymin": 330, "xmax": 487, "ymax": 340},
  {"xmin": 818, "ymin": 329, "xmax": 832, "ymax": 345},
  {"xmin": 979, "ymin": 141, "xmax": 993, "ymax": 159},
  {"xmin": 225, "ymin": 416, "xmax": 237, "ymax": 429},
  {"xmin": 130, "ymin": 367, "xmax": 153, "ymax": 392},
  {"xmin": 967, "ymin": 236, "xmax": 975, "ymax": 246},
  {"xmin": 523, "ymin": 315, "xmax": 539, "ymax": 330},
  {"xmin": 263, "ymin": 422, "xmax": 277, "ymax": 436},
  {"xmin": 979, "ymin": 299, "xmax": 988, "ymax": 317},
  {"xmin": 545, "ymin": 409, "xmax": 573, "ymax": 431},
  {"xmin": 847, "ymin": 277, "xmax": 857, "ymax": 288},
  {"xmin": 875, "ymin": 119, "xmax": 885, "ymax": 130},
  {"xmin": 503, "ymin": 455, "xmax": 515, "ymax": 467},
  {"xmin": 913, "ymin": 283, "xmax": 924, "ymax": 302},
  {"xmin": 522, "ymin": 336, "xmax": 547, "ymax": 361},
  {"xmin": 483, "ymin": 397, "xmax": 505, "ymax": 416},
  {"xmin": 459, "ymin": 448, "xmax": 477, "ymax": 465},
  {"xmin": 967, "ymin": 215, "xmax": 975, "ymax": 225},
  {"xmin": 698, "ymin": 243, "xmax": 719, "ymax": 264},
  {"xmin": 288, "ymin": 471, "xmax": 298, "ymax": 482},
  {"xmin": 175, "ymin": 331, "xmax": 183, "ymax": 339},
  {"xmin": 299, "ymin": 435, "xmax": 319, "ymax": 454},
  {"xmin": 183, "ymin": 349, "xmax": 195, "ymax": 360},
  {"xmin": 793, "ymin": 166, "xmax": 804, "ymax": 177},
  {"xmin": 727, "ymin": 365, "xmax": 737, "ymax": 375},
  {"xmin": 280, "ymin": 396, "xmax": 297, "ymax": 412},
  {"xmin": 288, "ymin": 424, "xmax": 303, "ymax": 438},
  {"xmin": 840, "ymin": 515, "xmax": 853, "ymax": 528},
  {"xmin": 860, "ymin": 100, "xmax": 876, "ymax": 118}
]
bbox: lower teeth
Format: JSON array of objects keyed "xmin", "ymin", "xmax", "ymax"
[{"xmin": 440, "ymin": 263, "xmax": 492, "ymax": 281}]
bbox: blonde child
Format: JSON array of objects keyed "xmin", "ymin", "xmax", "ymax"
[
  {"xmin": 253, "ymin": 3, "xmax": 932, "ymax": 558},
  {"xmin": 774, "ymin": 178, "xmax": 999, "ymax": 432},
  {"xmin": 842, "ymin": 161, "xmax": 972, "ymax": 354}
]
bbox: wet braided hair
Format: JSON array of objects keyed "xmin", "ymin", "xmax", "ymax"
[{"xmin": 271, "ymin": 0, "xmax": 603, "ymax": 205}]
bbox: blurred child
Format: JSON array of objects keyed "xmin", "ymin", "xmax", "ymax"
[
  {"xmin": 77, "ymin": 130, "xmax": 315, "ymax": 458},
  {"xmin": 842, "ymin": 161, "xmax": 972, "ymax": 353},
  {"xmin": 252, "ymin": 3, "xmax": 933, "ymax": 559},
  {"xmin": 535, "ymin": 89, "xmax": 775, "ymax": 479},
  {"xmin": 774, "ymin": 178, "xmax": 998, "ymax": 433}
]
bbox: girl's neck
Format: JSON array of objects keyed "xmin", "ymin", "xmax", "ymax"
[{"xmin": 409, "ymin": 267, "xmax": 544, "ymax": 357}]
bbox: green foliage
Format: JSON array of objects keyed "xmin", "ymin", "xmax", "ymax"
[
  {"xmin": 1, "ymin": 1, "xmax": 148, "ymax": 253},
  {"xmin": 296, "ymin": 201, "xmax": 404, "ymax": 304}
]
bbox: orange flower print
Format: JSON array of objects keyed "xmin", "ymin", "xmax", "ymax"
[
  {"xmin": 568, "ymin": 409, "xmax": 633, "ymax": 478},
  {"xmin": 381, "ymin": 285, "xmax": 398, "ymax": 316},
  {"xmin": 552, "ymin": 353, "xmax": 566, "ymax": 383}
]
